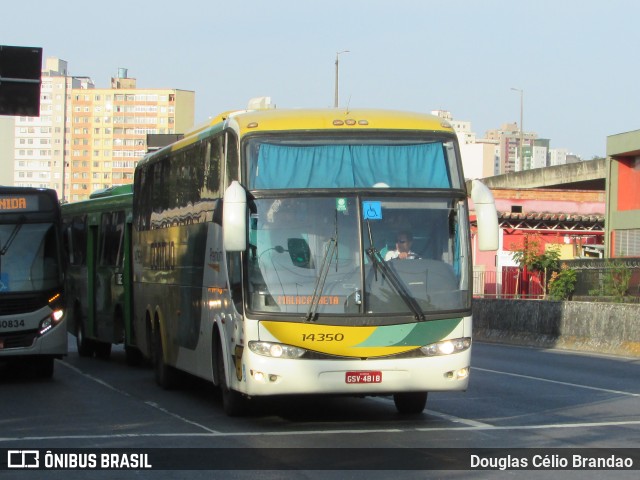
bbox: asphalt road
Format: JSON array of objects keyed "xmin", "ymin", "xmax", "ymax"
[{"xmin": 1, "ymin": 335, "xmax": 639, "ymax": 479}]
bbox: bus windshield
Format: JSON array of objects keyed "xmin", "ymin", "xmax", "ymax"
[
  {"xmin": 247, "ymin": 195, "xmax": 470, "ymax": 321},
  {"xmin": 0, "ymin": 222, "xmax": 62, "ymax": 293}
]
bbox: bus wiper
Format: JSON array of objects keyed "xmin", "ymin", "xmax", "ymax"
[
  {"xmin": 0, "ymin": 218, "xmax": 25, "ymax": 276},
  {"xmin": 365, "ymin": 221, "xmax": 425, "ymax": 322},
  {"xmin": 0, "ymin": 218, "xmax": 24, "ymax": 256},
  {"xmin": 306, "ymin": 237, "xmax": 337, "ymax": 322},
  {"xmin": 306, "ymin": 210, "xmax": 339, "ymax": 322}
]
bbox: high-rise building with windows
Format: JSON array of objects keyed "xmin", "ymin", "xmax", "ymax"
[
  {"xmin": 12, "ymin": 58, "xmax": 195, "ymax": 202},
  {"xmin": 13, "ymin": 58, "xmax": 75, "ymax": 193},
  {"xmin": 485, "ymin": 123, "xmax": 538, "ymax": 174}
]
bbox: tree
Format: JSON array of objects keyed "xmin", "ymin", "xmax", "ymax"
[
  {"xmin": 548, "ymin": 263, "xmax": 578, "ymax": 300},
  {"xmin": 510, "ymin": 235, "xmax": 562, "ymax": 298}
]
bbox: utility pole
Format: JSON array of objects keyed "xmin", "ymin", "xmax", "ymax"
[{"xmin": 334, "ymin": 50, "xmax": 349, "ymax": 108}]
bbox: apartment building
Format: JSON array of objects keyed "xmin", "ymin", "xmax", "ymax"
[
  {"xmin": 13, "ymin": 58, "xmax": 75, "ymax": 193},
  {"xmin": 485, "ymin": 123, "xmax": 537, "ymax": 174},
  {"xmin": 0, "ymin": 117, "xmax": 14, "ymax": 185},
  {"xmin": 12, "ymin": 58, "xmax": 195, "ymax": 202}
]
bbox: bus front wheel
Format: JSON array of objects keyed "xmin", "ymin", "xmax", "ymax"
[
  {"xmin": 215, "ymin": 341, "xmax": 247, "ymax": 417},
  {"xmin": 94, "ymin": 341, "xmax": 112, "ymax": 359},
  {"xmin": 34, "ymin": 357, "xmax": 55, "ymax": 378},
  {"xmin": 393, "ymin": 392, "xmax": 428, "ymax": 414},
  {"xmin": 76, "ymin": 313, "xmax": 95, "ymax": 358}
]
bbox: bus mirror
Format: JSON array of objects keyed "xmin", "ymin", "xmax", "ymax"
[
  {"xmin": 287, "ymin": 238, "xmax": 313, "ymax": 269},
  {"xmin": 223, "ymin": 181, "xmax": 247, "ymax": 252},
  {"xmin": 470, "ymin": 179, "xmax": 499, "ymax": 251}
]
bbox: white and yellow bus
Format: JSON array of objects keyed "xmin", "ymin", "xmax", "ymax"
[{"xmin": 132, "ymin": 107, "xmax": 498, "ymax": 415}]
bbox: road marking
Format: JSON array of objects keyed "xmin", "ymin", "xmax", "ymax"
[
  {"xmin": 33, "ymin": 361, "xmax": 636, "ymax": 446},
  {"xmin": 145, "ymin": 401, "xmax": 220, "ymax": 434},
  {"xmin": 2, "ymin": 419, "xmax": 640, "ymax": 442},
  {"xmin": 415, "ymin": 420, "xmax": 640, "ymax": 432},
  {"xmin": 370, "ymin": 396, "xmax": 493, "ymax": 428},
  {"xmin": 59, "ymin": 361, "xmax": 220, "ymax": 434},
  {"xmin": 474, "ymin": 367, "xmax": 640, "ymax": 397},
  {"xmin": 60, "ymin": 362, "xmax": 132, "ymax": 397},
  {"xmin": 422, "ymin": 409, "xmax": 492, "ymax": 428}
]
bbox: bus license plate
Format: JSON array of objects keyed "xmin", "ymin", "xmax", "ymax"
[{"xmin": 345, "ymin": 371, "xmax": 382, "ymax": 384}]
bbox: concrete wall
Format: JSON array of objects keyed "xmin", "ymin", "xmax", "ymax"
[
  {"xmin": 473, "ymin": 299, "xmax": 640, "ymax": 357},
  {"xmin": 481, "ymin": 158, "xmax": 606, "ymax": 190}
]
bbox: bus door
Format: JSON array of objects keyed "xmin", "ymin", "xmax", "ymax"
[
  {"xmin": 95, "ymin": 211, "xmax": 126, "ymax": 344},
  {"xmin": 86, "ymin": 222, "xmax": 98, "ymax": 339}
]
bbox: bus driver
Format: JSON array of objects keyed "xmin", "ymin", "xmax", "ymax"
[{"xmin": 384, "ymin": 231, "xmax": 419, "ymax": 260}]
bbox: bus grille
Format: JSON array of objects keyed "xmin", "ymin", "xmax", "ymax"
[
  {"xmin": 0, "ymin": 330, "xmax": 38, "ymax": 349},
  {"xmin": 0, "ymin": 295, "xmax": 47, "ymax": 316}
]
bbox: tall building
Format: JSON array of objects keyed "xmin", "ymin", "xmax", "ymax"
[
  {"xmin": 549, "ymin": 148, "xmax": 569, "ymax": 167},
  {"xmin": 12, "ymin": 58, "xmax": 195, "ymax": 202},
  {"xmin": 549, "ymin": 149, "xmax": 583, "ymax": 167},
  {"xmin": 431, "ymin": 110, "xmax": 498, "ymax": 179},
  {"xmin": 485, "ymin": 123, "xmax": 537, "ymax": 174},
  {"xmin": 13, "ymin": 58, "xmax": 77, "ymax": 193},
  {"xmin": 66, "ymin": 69, "xmax": 195, "ymax": 201},
  {"xmin": 0, "ymin": 117, "xmax": 14, "ymax": 185},
  {"xmin": 529, "ymin": 139, "xmax": 550, "ymax": 170}
]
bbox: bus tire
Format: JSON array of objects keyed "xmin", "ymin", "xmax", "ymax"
[
  {"xmin": 216, "ymin": 340, "xmax": 247, "ymax": 417},
  {"xmin": 76, "ymin": 313, "xmax": 95, "ymax": 358},
  {"xmin": 125, "ymin": 345, "xmax": 144, "ymax": 367},
  {"xmin": 94, "ymin": 341, "xmax": 112, "ymax": 360},
  {"xmin": 35, "ymin": 357, "xmax": 55, "ymax": 378},
  {"xmin": 153, "ymin": 323, "xmax": 179, "ymax": 389},
  {"xmin": 393, "ymin": 392, "xmax": 428, "ymax": 414}
]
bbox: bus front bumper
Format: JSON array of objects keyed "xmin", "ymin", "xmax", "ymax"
[{"xmin": 232, "ymin": 348, "xmax": 471, "ymax": 397}]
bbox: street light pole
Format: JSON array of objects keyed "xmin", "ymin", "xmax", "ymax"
[
  {"xmin": 511, "ymin": 87, "xmax": 524, "ymax": 171},
  {"xmin": 334, "ymin": 50, "xmax": 349, "ymax": 108}
]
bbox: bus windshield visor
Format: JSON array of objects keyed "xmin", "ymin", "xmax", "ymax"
[
  {"xmin": 246, "ymin": 196, "xmax": 470, "ymax": 319},
  {"xmin": 246, "ymin": 137, "xmax": 462, "ymax": 190},
  {"xmin": 0, "ymin": 223, "xmax": 62, "ymax": 293}
]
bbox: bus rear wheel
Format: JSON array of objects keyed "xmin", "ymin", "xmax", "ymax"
[
  {"xmin": 393, "ymin": 392, "xmax": 428, "ymax": 414},
  {"xmin": 153, "ymin": 324, "xmax": 179, "ymax": 389}
]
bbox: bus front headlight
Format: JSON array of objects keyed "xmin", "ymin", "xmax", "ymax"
[
  {"xmin": 420, "ymin": 337, "xmax": 471, "ymax": 357},
  {"xmin": 39, "ymin": 308, "xmax": 65, "ymax": 335},
  {"xmin": 249, "ymin": 341, "xmax": 306, "ymax": 359}
]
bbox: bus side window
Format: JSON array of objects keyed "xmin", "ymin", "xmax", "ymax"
[
  {"xmin": 100, "ymin": 211, "xmax": 125, "ymax": 267},
  {"xmin": 72, "ymin": 215, "xmax": 86, "ymax": 266}
]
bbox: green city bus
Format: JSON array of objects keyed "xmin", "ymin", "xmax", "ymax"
[{"xmin": 62, "ymin": 184, "xmax": 141, "ymax": 364}]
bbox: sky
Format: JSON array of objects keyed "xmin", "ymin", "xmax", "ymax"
[{"xmin": 3, "ymin": 0, "xmax": 640, "ymax": 159}]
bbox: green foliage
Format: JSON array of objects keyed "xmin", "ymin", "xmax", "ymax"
[
  {"xmin": 511, "ymin": 236, "xmax": 561, "ymax": 273},
  {"xmin": 548, "ymin": 264, "xmax": 578, "ymax": 300},
  {"xmin": 589, "ymin": 260, "xmax": 633, "ymax": 302},
  {"xmin": 510, "ymin": 235, "xmax": 563, "ymax": 297}
]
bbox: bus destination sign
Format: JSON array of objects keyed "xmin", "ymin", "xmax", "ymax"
[{"xmin": 0, "ymin": 195, "xmax": 39, "ymax": 212}]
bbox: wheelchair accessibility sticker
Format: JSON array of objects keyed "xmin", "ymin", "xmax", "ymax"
[{"xmin": 362, "ymin": 201, "xmax": 382, "ymax": 220}]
